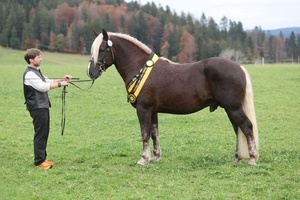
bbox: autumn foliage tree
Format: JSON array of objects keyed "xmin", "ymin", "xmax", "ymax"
[{"xmin": 178, "ymin": 27, "xmax": 197, "ymax": 63}]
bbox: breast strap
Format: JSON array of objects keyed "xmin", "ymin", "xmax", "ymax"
[{"xmin": 127, "ymin": 52, "xmax": 159, "ymax": 103}]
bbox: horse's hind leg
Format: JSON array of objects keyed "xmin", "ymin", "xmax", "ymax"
[
  {"xmin": 227, "ymin": 120, "xmax": 243, "ymax": 163},
  {"xmin": 150, "ymin": 113, "xmax": 161, "ymax": 162},
  {"xmin": 136, "ymin": 109, "xmax": 152, "ymax": 166},
  {"xmin": 225, "ymin": 108, "xmax": 258, "ymax": 165}
]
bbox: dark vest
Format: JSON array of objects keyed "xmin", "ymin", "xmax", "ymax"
[{"xmin": 23, "ymin": 67, "xmax": 51, "ymax": 111}]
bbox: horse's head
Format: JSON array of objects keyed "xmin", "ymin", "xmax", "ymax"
[{"xmin": 87, "ymin": 29, "xmax": 114, "ymax": 80}]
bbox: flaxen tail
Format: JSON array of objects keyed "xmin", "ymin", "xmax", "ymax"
[{"xmin": 238, "ymin": 66, "xmax": 259, "ymax": 158}]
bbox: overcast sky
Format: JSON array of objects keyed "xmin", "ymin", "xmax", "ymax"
[{"xmin": 128, "ymin": 0, "xmax": 299, "ymax": 30}]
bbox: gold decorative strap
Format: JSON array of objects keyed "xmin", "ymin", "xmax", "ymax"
[{"xmin": 127, "ymin": 53, "xmax": 159, "ymax": 103}]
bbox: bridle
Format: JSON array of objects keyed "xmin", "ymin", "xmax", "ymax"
[{"xmin": 89, "ymin": 39, "xmax": 114, "ymax": 75}]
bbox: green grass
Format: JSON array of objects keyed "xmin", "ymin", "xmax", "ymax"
[{"xmin": 0, "ymin": 46, "xmax": 299, "ymax": 199}]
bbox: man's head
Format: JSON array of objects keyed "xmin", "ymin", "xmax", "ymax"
[{"xmin": 24, "ymin": 48, "xmax": 42, "ymax": 66}]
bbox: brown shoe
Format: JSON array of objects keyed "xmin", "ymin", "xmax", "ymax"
[
  {"xmin": 35, "ymin": 161, "xmax": 53, "ymax": 169},
  {"xmin": 45, "ymin": 160, "xmax": 54, "ymax": 165}
]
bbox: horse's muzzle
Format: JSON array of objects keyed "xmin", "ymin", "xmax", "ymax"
[{"xmin": 87, "ymin": 61, "xmax": 102, "ymax": 80}]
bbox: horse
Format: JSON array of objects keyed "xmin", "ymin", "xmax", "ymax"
[{"xmin": 87, "ymin": 29, "xmax": 259, "ymax": 166}]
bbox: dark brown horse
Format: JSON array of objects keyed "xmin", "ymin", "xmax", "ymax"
[{"xmin": 87, "ymin": 29, "xmax": 259, "ymax": 165}]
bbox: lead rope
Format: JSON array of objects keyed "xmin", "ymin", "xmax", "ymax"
[
  {"xmin": 60, "ymin": 79, "xmax": 94, "ymax": 136},
  {"xmin": 61, "ymin": 86, "xmax": 67, "ymax": 135},
  {"xmin": 68, "ymin": 79, "xmax": 94, "ymax": 91}
]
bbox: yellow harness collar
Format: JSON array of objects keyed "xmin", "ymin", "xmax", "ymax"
[{"xmin": 127, "ymin": 53, "xmax": 159, "ymax": 103}]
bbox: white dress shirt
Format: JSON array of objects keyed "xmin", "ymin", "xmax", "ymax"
[{"xmin": 24, "ymin": 68, "xmax": 54, "ymax": 92}]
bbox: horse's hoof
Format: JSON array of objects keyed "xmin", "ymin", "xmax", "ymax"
[
  {"xmin": 150, "ymin": 156, "xmax": 161, "ymax": 163},
  {"xmin": 233, "ymin": 157, "xmax": 243, "ymax": 163},
  {"xmin": 255, "ymin": 154, "xmax": 259, "ymax": 161},
  {"xmin": 248, "ymin": 159, "xmax": 257, "ymax": 166},
  {"xmin": 136, "ymin": 158, "xmax": 148, "ymax": 166}
]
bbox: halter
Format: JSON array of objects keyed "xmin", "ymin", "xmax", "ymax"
[{"xmin": 89, "ymin": 39, "xmax": 114, "ymax": 74}]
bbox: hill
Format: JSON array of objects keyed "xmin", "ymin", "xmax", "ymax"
[{"xmin": 265, "ymin": 27, "xmax": 300, "ymax": 38}]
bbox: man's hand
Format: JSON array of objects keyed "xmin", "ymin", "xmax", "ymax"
[
  {"xmin": 63, "ymin": 75, "xmax": 73, "ymax": 80},
  {"xmin": 60, "ymin": 80, "xmax": 69, "ymax": 87}
]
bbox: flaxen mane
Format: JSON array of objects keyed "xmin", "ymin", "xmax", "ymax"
[{"xmin": 91, "ymin": 32, "xmax": 152, "ymax": 64}]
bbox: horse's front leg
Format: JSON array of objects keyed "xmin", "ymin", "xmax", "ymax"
[
  {"xmin": 136, "ymin": 109, "xmax": 152, "ymax": 166},
  {"xmin": 150, "ymin": 113, "xmax": 161, "ymax": 162}
]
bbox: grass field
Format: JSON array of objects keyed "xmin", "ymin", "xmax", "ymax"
[{"xmin": 0, "ymin": 46, "xmax": 299, "ymax": 199}]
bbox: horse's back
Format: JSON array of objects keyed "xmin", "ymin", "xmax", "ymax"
[
  {"xmin": 202, "ymin": 57, "xmax": 244, "ymax": 76},
  {"xmin": 153, "ymin": 57, "xmax": 245, "ymax": 92}
]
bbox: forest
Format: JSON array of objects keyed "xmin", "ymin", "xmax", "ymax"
[{"xmin": 1, "ymin": 0, "xmax": 299, "ymax": 63}]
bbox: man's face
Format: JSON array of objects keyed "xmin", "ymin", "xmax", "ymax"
[{"xmin": 30, "ymin": 54, "xmax": 42, "ymax": 67}]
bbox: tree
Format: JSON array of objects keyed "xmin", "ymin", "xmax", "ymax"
[
  {"xmin": 272, "ymin": 35, "xmax": 285, "ymax": 63},
  {"xmin": 119, "ymin": 14, "xmax": 126, "ymax": 32},
  {"xmin": 0, "ymin": 2, "xmax": 25, "ymax": 48},
  {"xmin": 14, "ymin": 3, "xmax": 26, "ymax": 46},
  {"xmin": 48, "ymin": 31, "xmax": 56, "ymax": 51},
  {"xmin": 126, "ymin": 1, "xmax": 140, "ymax": 11},
  {"xmin": 200, "ymin": 13, "xmax": 207, "ymax": 27},
  {"xmin": 246, "ymin": 36, "xmax": 254, "ymax": 61},
  {"xmin": 220, "ymin": 16, "xmax": 228, "ymax": 31},
  {"xmin": 56, "ymin": 33, "xmax": 65, "ymax": 51},
  {"xmin": 192, "ymin": 20, "xmax": 203, "ymax": 60},
  {"xmin": 10, "ymin": 27, "xmax": 20, "ymax": 48},
  {"xmin": 22, "ymin": 21, "xmax": 35, "ymax": 49},
  {"xmin": 56, "ymin": 3, "xmax": 75, "ymax": 28},
  {"xmin": 296, "ymin": 34, "xmax": 300, "ymax": 62},
  {"xmin": 178, "ymin": 27, "xmax": 196, "ymax": 63},
  {"xmin": 168, "ymin": 27, "xmax": 181, "ymax": 61},
  {"xmin": 146, "ymin": 15, "xmax": 162, "ymax": 54},
  {"xmin": 71, "ymin": 23, "xmax": 82, "ymax": 52},
  {"xmin": 80, "ymin": 6, "xmax": 89, "ymax": 22},
  {"xmin": 128, "ymin": 14, "xmax": 138, "ymax": 38},
  {"xmin": 248, "ymin": 26, "xmax": 268, "ymax": 60},
  {"xmin": 207, "ymin": 18, "xmax": 219, "ymax": 41},
  {"xmin": 103, "ymin": 13, "xmax": 114, "ymax": 32},
  {"xmin": 137, "ymin": 12, "xmax": 148, "ymax": 44},
  {"xmin": 286, "ymin": 31, "xmax": 297, "ymax": 61},
  {"xmin": 160, "ymin": 40, "xmax": 170, "ymax": 58},
  {"xmin": 0, "ymin": 4, "xmax": 7, "ymax": 38},
  {"xmin": 82, "ymin": 23, "xmax": 95, "ymax": 54}
]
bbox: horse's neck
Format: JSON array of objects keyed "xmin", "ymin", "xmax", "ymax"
[
  {"xmin": 115, "ymin": 59, "xmax": 144, "ymax": 86},
  {"xmin": 113, "ymin": 41, "xmax": 149, "ymax": 85}
]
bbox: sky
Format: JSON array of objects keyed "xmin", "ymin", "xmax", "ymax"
[{"xmin": 128, "ymin": 0, "xmax": 299, "ymax": 30}]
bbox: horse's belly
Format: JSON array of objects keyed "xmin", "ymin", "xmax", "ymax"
[{"xmin": 157, "ymin": 95, "xmax": 209, "ymax": 114}]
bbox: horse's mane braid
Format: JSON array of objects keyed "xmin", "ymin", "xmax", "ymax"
[{"xmin": 108, "ymin": 32, "xmax": 152, "ymax": 54}]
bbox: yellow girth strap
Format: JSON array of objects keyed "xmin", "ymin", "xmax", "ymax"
[{"xmin": 127, "ymin": 53, "xmax": 159, "ymax": 103}]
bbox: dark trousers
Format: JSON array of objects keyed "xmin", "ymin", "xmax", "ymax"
[{"xmin": 29, "ymin": 108, "xmax": 50, "ymax": 166}]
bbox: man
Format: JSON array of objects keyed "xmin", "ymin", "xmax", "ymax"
[{"xmin": 23, "ymin": 48, "xmax": 72, "ymax": 169}]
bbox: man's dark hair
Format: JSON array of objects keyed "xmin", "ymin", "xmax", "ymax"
[{"xmin": 24, "ymin": 48, "xmax": 41, "ymax": 64}]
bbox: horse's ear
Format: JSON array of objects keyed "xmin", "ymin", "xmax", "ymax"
[
  {"xmin": 93, "ymin": 30, "xmax": 98, "ymax": 37},
  {"xmin": 102, "ymin": 29, "xmax": 108, "ymax": 41}
]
